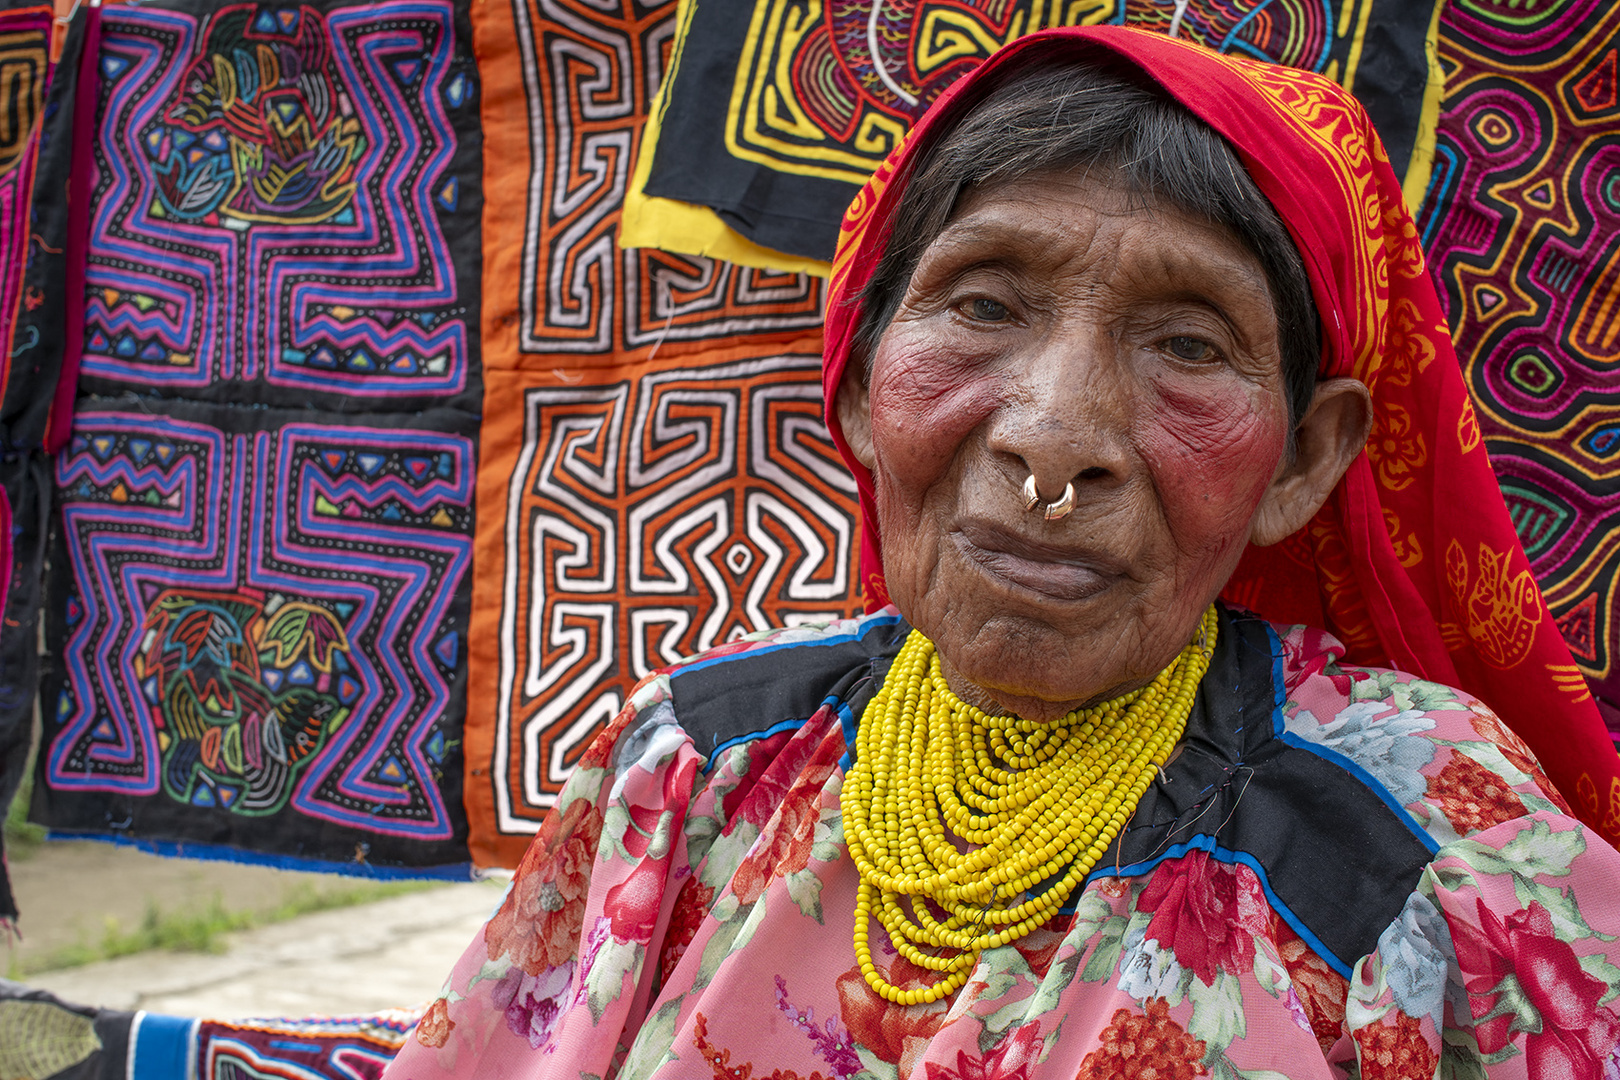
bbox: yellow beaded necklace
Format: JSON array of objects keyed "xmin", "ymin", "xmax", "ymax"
[{"xmin": 841, "ymin": 605, "xmax": 1219, "ymax": 1005}]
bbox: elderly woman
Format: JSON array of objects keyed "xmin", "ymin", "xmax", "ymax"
[{"xmin": 385, "ymin": 26, "xmax": 1620, "ymax": 1080}]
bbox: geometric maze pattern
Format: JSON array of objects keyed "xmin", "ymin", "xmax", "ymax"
[
  {"xmin": 81, "ymin": 1, "xmax": 477, "ymax": 410},
  {"xmin": 197, "ymin": 1016, "xmax": 413, "ymax": 1080},
  {"xmin": 0, "ymin": 7, "xmax": 50, "ymax": 388},
  {"xmin": 726, "ymin": 0, "xmax": 1354, "ymax": 188},
  {"xmin": 468, "ymin": 0, "xmax": 853, "ymax": 865},
  {"xmin": 1421, "ymin": 0, "xmax": 1620, "ymax": 722},
  {"xmin": 45, "ymin": 408, "xmax": 474, "ymax": 863},
  {"xmin": 38, "ymin": 0, "xmax": 481, "ymax": 869},
  {"xmin": 491, "ymin": 0, "xmax": 826, "ymax": 359},
  {"xmin": 482, "ymin": 352, "xmax": 859, "ymax": 848}
]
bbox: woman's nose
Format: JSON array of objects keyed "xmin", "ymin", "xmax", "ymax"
[{"xmin": 984, "ymin": 332, "xmax": 1135, "ymax": 503}]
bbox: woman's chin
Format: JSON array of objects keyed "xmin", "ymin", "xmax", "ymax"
[{"xmin": 931, "ymin": 631, "xmax": 1157, "ymax": 721}]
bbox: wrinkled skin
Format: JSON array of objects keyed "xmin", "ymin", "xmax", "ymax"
[{"xmin": 838, "ymin": 174, "xmax": 1370, "ymax": 720}]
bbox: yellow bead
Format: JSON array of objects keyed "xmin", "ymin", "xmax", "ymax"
[{"xmin": 839, "ymin": 611, "xmax": 1216, "ymax": 1004}]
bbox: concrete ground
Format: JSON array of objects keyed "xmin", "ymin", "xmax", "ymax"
[
  {"xmin": 23, "ymin": 883, "xmax": 502, "ymax": 1018},
  {"xmin": 7, "ymin": 839, "xmax": 507, "ymax": 1018}
]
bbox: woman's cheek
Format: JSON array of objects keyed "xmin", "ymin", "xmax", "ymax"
[
  {"xmin": 868, "ymin": 337, "xmax": 1001, "ymax": 486},
  {"xmin": 1140, "ymin": 376, "xmax": 1287, "ymax": 545}
]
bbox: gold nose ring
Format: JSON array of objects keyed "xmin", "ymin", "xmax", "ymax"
[{"xmin": 1022, "ymin": 475, "xmax": 1075, "ymax": 521}]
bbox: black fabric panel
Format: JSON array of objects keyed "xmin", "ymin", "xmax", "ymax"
[
  {"xmin": 1106, "ymin": 609, "xmax": 1436, "ymax": 971},
  {"xmin": 643, "ymin": 2, "xmax": 1443, "ymax": 265},
  {"xmin": 0, "ymin": 452, "xmax": 50, "ymax": 921},
  {"xmin": 4, "ymin": 7, "xmax": 84, "ymax": 449},
  {"xmin": 1324, "ymin": 0, "xmax": 1447, "ymax": 183},
  {"xmin": 34, "ymin": 396, "xmax": 476, "ymax": 871},
  {"xmin": 668, "ymin": 616, "xmax": 909, "ymax": 758},
  {"xmin": 641, "ymin": 0, "xmax": 854, "ymax": 262},
  {"xmin": 669, "ymin": 606, "xmax": 1438, "ymax": 972}
]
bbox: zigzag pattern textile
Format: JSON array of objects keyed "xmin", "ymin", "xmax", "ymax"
[
  {"xmin": 0, "ymin": 979, "xmax": 421, "ymax": 1080},
  {"xmin": 31, "ymin": 0, "xmax": 484, "ymax": 873},
  {"xmin": 1418, "ymin": 0, "xmax": 1620, "ymax": 735},
  {"xmin": 634, "ymin": 0, "xmax": 1445, "ymax": 264},
  {"xmin": 0, "ymin": 3, "xmax": 58, "ymax": 925},
  {"xmin": 463, "ymin": 0, "xmax": 862, "ymax": 868}
]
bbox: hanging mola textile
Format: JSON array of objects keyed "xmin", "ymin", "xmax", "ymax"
[
  {"xmin": 460, "ymin": 0, "xmax": 858, "ymax": 870},
  {"xmin": 1417, "ymin": 0, "xmax": 1620, "ymax": 754},
  {"xmin": 0, "ymin": 3, "xmax": 65, "ymax": 926},
  {"xmin": 623, "ymin": 0, "xmax": 1449, "ymax": 267},
  {"xmin": 29, "ymin": 0, "xmax": 484, "ymax": 875}
]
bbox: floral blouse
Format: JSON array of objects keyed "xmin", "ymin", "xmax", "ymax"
[{"xmin": 382, "ymin": 607, "xmax": 1620, "ymax": 1080}]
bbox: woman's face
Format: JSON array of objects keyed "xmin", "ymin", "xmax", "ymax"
[{"xmin": 841, "ymin": 173, "xmax": 1297, "ymax": 719}]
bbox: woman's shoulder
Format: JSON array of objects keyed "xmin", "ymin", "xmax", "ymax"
[
  {"xmin": 564, "ymin": 607, "xmax": 911, "ymax": 822},
  {"xmin": 643, "ymin": 607, "xmax": 911, "ymax": 762},
  {"xmin": 1265, "ymin": 619, "xmax": 1574, "ymax": 847},
  {"xmin": 658, "ymin": 607, "xmax": 910, "ymax": 679}
]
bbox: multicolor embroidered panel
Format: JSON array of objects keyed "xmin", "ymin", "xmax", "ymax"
[
  {"xmin": 6, "ymin": 3, "xmax": 81, "ymax": 451},
  {"xmin": 0, "ymin": 980, "xmax": 423, "ymax": 1080},
  {"xmin": 73, "ymin": 0, "xmax": 479, "ymax": 414},
  {"xmin": 43, "ymin": 404, "xmax": 474, "ymax": 864},
  {"xmin": 0, "ymin": 4, "xmax": 56, "ymax": 924},
  {"xmin": 0, "ymin": 6, "xmax": 50, "ymax": 367},
  {"xmin": 464, "ymin": 0, "xmax": 859, "ymax": 867},
  {"xmin": 1419, "ymin": 0, "xmax": 1620, "ymax": 728},
  {"xmin": 638, "ymin": 0, "xmax": 1444, "ymax": 261},
  {"xmin": 32, "ymin": 0, "xmax": 483, "ymax": 872}
]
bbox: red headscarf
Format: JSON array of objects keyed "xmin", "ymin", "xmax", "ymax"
[{"xmin": 820, "ymin": 26, "xmax": 1620, "ymax": 847}]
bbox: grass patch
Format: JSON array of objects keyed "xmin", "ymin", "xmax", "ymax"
[
  {"xmin": 3, "ymin": 770, "xmax": 46, "ymax": 858},
  {"xmin": 10, "ymin": 879, "xmax": 440, "ymax": 978}
]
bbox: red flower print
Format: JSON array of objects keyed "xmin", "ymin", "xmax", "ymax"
[
  {"xmin": 1013, "ymin": 922, "xmax": 1067, "ymax": 979},
  {"xmin": 604, "ymin": 753, "xmax": 699, "ymax": 942},
  {"xmin": 1451, "ymin": 898, "xmax": 1620, "ymax": 1077},
  {"xmin": 603, "ymin": 854, "xmax": 670, "ymax": 941},
  {"xmin": 1269, "ymin": 911, "xmax": 1348, "ymax": 1053},
  {"xmin": 1466, "ymin": 707, "xmax": 1569, "ymax": 813},
  {"xmin": 485, "ymin": 796, "xmax": 603, "ymax": 974},
  {"xmin": 719, "ymin": 728, "xmax": 799, "ymax": 824},
  {"xmin": 1137, "ymin": 850, "xmax": 1270, "ymax": 986},
  {"xmin": 730, "ymin": 786, "xmax": 822, "ymax": 905},
  {"xmin": 618, "ymin": 802, "xmax": 669, "ymax": 859},
  {"xmin": 692, "ymin": 1012, "xmax": 832, "ymax": 1080},
  {"xmin": 1426, "ymin": 750, "xmax": 1526, "ymax": 836},
  {"xmin": 1096, "ymin": 876, "xmax": 1131, "ymax": 900},
  {"xmin": 1278, "ymin": 626, "xmax": 1354, "ymax": 699},
  {"xmin": 922, "ymin": 1021, "xmax": 1042, "ymax": 1080},
  {"xmin": 659, "ymin": 875, "xmax": 716, "ymax": 983},
  {"xmin": 835, "ymin": 957, "xmax": 947, "ymax": 1071},
  {"xmin": 729, "ymin": 735, "xmax": 840, "ymax": 905},
  {"xmin": 1352, "ymin": 1009, "xmax": 1436, "ymax": 1080},
  {"xmin": 577, "ymin": 701, "xmax": 639, "ymax": 772},
  {"xmin": 414, "ymin": 998, "xmax": 454, "ymax": 1048},
  {"xmin": 721, "ymin": 714, "xmax": 841, "ymax": 832},
  {"xmin": 1077, "ymin": 998, "xmax": 1207, "ymax": 1080}
]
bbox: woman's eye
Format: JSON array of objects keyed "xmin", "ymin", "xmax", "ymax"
[
  {"xmin": 1164, "ymin": 336, "xmax": 1218, "ymax": 363},
  {"xmin": 963, "ymin": 298, "xmax": 1009, "ymax": 322}
]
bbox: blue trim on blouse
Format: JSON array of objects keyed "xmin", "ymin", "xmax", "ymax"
[
  {"xmin": 669, "ymin": 612, "xmax": 906, "ymax": 679},
  {"xmin": 1088, "ymin": 833, "xmax": 1356, "ymax": 979}
]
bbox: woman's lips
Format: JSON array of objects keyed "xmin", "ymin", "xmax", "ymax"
[{"xmin": 950, "ymin": 520, "xmax": 1124, "ymax": 602}]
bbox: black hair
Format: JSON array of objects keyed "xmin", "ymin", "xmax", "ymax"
[{"xmin": 853, "ymin": 55, "xmax": 1321, "ymax": 433}]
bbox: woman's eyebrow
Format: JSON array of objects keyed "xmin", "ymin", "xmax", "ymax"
[{"xmin": 924, "ymin": 218, "xmax": 1054, "ymax": 255}]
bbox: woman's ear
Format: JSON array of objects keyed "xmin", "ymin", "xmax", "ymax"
[
  {"xmin": 1249, "ymin": 377, "xmax": 1373, "ymax": 546},
  {"xmin": 835, "ymin": 359, "xmax": 876, "ymax": 471}
]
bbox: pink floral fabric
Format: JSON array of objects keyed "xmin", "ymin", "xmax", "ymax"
[{"xmin": 382, "ymin": 614, "xmax": 1620, "ymax": 1080}]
